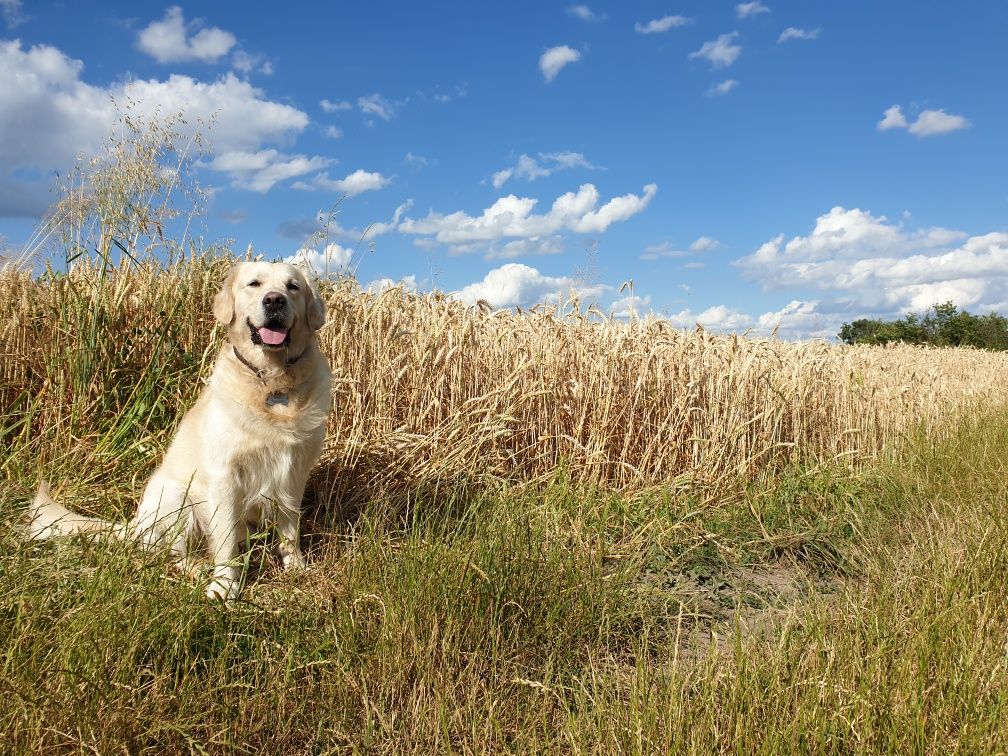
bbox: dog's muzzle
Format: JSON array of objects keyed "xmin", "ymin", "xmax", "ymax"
[{"xmin": 248, "ymin": 292, "xmax": 291, "ymax": 347}]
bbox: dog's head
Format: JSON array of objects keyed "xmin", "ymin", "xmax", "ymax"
[{"xmin": 213, "ymin": 261, "xmax": 325, "ymax": 357}]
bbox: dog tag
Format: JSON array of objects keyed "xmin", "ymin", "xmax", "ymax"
[{"xmin": 266, "ymin": 392, "xmax": 289, "ymax": 407}]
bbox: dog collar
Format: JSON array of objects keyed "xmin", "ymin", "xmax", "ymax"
[{"xmin": 232, "ymin": 345, "xmax": 307, "ymax": 381}]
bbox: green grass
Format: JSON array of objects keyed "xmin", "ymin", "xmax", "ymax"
[{"xmin": 2, "ymin": 409, "xmax": 1007, "ymax": 753}]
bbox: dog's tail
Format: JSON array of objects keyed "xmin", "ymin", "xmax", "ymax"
[{"xmin": 26, "ymin": 481, "xmax": 128, "ymax": 541}]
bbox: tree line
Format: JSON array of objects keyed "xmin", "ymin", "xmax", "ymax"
[{"xmin": 839, "ymin": 302, "xmax": 1008, "ymax": 350}]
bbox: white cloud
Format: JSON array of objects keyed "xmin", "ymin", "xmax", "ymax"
[
  {"xmin": 610, "ymin": 293, "xmax": 652, "ymax": 318},
  {"xmin": 231, "ymin": 50, "xmax": 272, "ymax": 75},
  {"xmin": 707, "ymin": 79, "xmax": 738, "ymax": 97},
  {"xmin": 659, "ymin": 299, "xmax": 838, "ymax": 340},
  {"xmin": 231, "ymin": 50, "xmax": 254, "ymax": 72},
  {"xmin": 909, "ymin": 109, "xmax": 970, "ymax": 136},
  {"xmin": 736, "ymin": 2, "xmax": 770, "ymax": 18},
  {"xmin": 203, "ymin": 149, "xmax": 330, "ymax": 193},
  {"xmin": 323, "ymin": 125, "xmax": 343, "ymax": 139},
  {"xmin": 366, "ymin": 275, "xmax": 419, "ymax": 294},
  {"xmin": 641, "ymin": 241, "xmax": 684, "ymax": 260},
  {"xmin": 491, "ymin": 168, "xmax": 514, "ymax": 190},
  {"xmin": 515, "ymin": 154, "xmax": 552, "ymax": 181},
  {"xmin": 285, "ymin": 243, "xmax": 353, "ymax": 277},
  {"xmin": 357, "ymin": 93, "xmax": 395, "ymax": 120},
  {"xmin": 641, "ymin": 236, "xmax": 721, "ymax": 260},
  {"xmin": 568, "ymin": 5, "xmax": 605, "ymax": 22},
  {"xmin": 405, "ymin": 151, "xmax": 429, "ymax": 168},
  {"xmin": 877, "ymin": 105, "xmax": 908, "ymax": 131},
  {"xmin": 452, "ymin": 263, "xmax": 607, "ymax": 309},
  {"xmin": 777, "ymin": 27, "xmax": 820, "ymax": 43},
  {"xmin": 293, "ymin": 169, "xmax": 391, "ymax": 196},
  {"xmin": 540, "ymin": 45, "xmax": 581, "ymax": 82},
  {"xmin": 742, "ymin": 207, "xmax": 963, "ymax": 270},
  {"xmin": 690, "ymin": 235, "xmax": 722, "ymax": 252},
  {"xmin": 689, "ymin": 33, "xmax": 742, "ymax": 68},
  {"xmin": 431, "ymin": 84, "xmax": 468, "ymax": 104},
  {"xmin": 481, "ymin": 235, "xmax": 566, "ymax": 260},
  {"xmin": 545, "ymin": 151, "xmax": 596, "ymax": 170},
  {"xmin": 122, "ymin": 73, "xmax": 309, "ymax": 152},
  {"xmin": 0, "ymin": 40, "xmax": 111, "ymax": 215},
  {"xmin": 666, "ymin": 305, "xmax": 753, "ymax": 331},
  {"xmin": 491, "ymin": 151, "xmax": 598, "ymax": 188},
  {"xmin": 276, "ymin": 200, "xmax": 412, "ymax": 244},
  {"xmin": 572, "ymin": 184, "xmax": 658, "ymax": 232},
  {"xmin": 136, "ymin": 6, "xmax": 236, "ymax": 63},
  {"xmin": 737, "ymin": 206, "xmax": 1008, "ymax": 318},
  {"xmin": 0, "ymin": 40, "xmax": 325, "ymax": 213},
  {"xmin": 755, "ymin": 300, "xmax": 831, "ymax": 340},
  {"xmin": 877, "ymin": 105, "xmax": 970, "ymax": 136},
  {"xmin": 320, "ymin": 98, "xmax": 353, "ymax": 113},
  {"xmin": 1, "ymin": 0, "xmax": 25, "ymax": 27},
  {"xmin": 400, "ymin": 183, "xmax": 657, "ymax": 247},
  {"xmin": 635, "ymin": 15, "xmax": 691, "ymax": 34},
  {"xmin": 365, "ymin": 200, "xmax": 415, "ymax": 237}
]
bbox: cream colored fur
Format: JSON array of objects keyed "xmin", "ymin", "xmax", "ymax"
[{"xmin": 26, "ymin": 261, "xmax": 333, "ymax": 601}]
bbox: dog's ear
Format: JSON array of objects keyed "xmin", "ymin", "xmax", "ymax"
[
  {"xmin": 213, "ymin": 264, "xmax": 241, "ymax": 326},
  {"xmin": 305, "ymin": 278, "xmax": 326, "ymax": 331}
]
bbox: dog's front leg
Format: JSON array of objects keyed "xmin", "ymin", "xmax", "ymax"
[
  {"xmin": 204, "ymin": 481, "xmax": 243, "ymax": 601},
  {"xmin": 275, "ymin": 495, "xmax": 306, "ymax": 570}
]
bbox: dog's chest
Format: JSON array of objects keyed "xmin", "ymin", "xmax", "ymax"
[
  {"xmin": 226, "ymin": 423, "xmax": 302, "ymax": 507},
  {"xmin": 245, "ymin": 445, "xmax": 296, "ymax": 499},
  {"xmin": 205, "ymin": 397, "xmax": 319, "ymax": 484}
]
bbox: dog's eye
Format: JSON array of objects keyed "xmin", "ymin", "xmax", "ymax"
[
  {"xmin": 247, "ymin": 280, "xmax": 261, "ymax": 288},
  {"xmin": 286, "ymin": 281, "xmax": 300, "ymax": 291}
]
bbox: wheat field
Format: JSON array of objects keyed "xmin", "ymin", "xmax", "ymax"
[{"xmin": 2, "ymin": 255, "xmax": 1006, "ymax": 504}]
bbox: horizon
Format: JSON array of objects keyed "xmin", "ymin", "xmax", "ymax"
[{"xmin": 0, "ymin": 0, "xmax": 1005, "ymax": 340}]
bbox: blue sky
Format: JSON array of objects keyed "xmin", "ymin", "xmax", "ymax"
[{"xmin": 1, "ymin": 0, "xmax": 1005, "ymax": 338}]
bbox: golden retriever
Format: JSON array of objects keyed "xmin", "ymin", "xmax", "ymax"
[{"xmin": 26, "ymin": 261, "xmax": 333, "ymax": 601}]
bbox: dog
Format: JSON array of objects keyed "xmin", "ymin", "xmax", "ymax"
[{"xmin": 26, "ymin": 261, "xmax": 333, "ymax": 601}]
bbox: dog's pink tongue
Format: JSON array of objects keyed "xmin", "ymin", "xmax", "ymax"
[{"xmin": 258, "ymin": 326, "xmax": 288, "ymax": 345}]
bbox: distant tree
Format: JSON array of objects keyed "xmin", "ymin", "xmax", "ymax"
[
  {"xmin": 839, "ymin": 302, "xmax": 1008, "ymax": 350},
  {"xmin": 839, "ymin": 316, "xmax": 923, "ymax": 346},
  {"xmin": 975, "ymin": 313, "xmax": 1008, "ymax": 350},
  {"xmin": 838, "ymin": 318, "xmax": 884, "ymax": 346}
]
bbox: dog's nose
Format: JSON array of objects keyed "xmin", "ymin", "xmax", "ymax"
[{"xmin": 262, "ymin": 292, "xmax": 286, "ymax": 311}]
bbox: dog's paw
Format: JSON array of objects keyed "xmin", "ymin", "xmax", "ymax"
[
  {"xmin": 281, "ymin": 548, "xmax": 307, "ymax": 571},
  {"xmin": 206, "ymin": 576, "xmax": 240, "ymax": 602}
]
